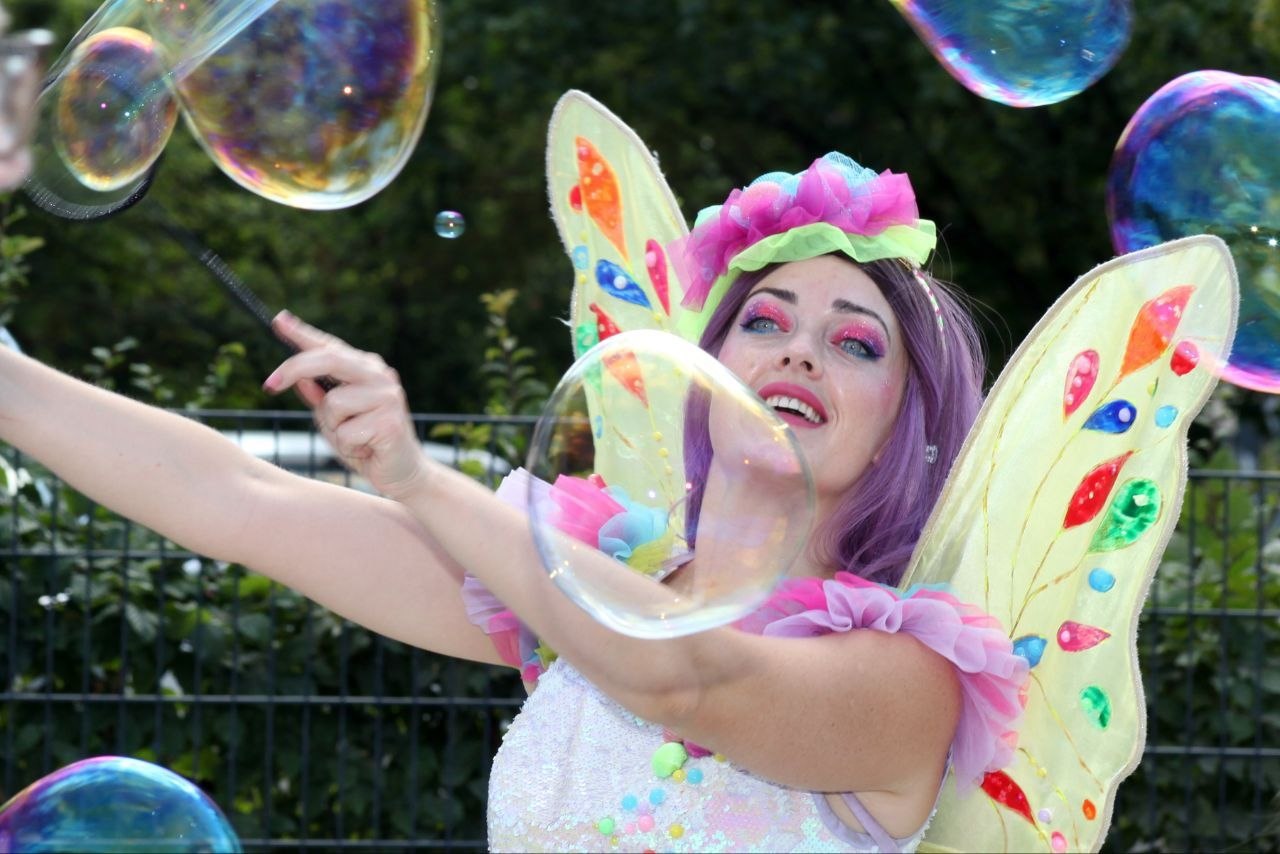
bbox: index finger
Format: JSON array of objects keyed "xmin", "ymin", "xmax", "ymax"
[{"xmin": 272, "ymin": 310, "xmax": 333, "ymax": 352}]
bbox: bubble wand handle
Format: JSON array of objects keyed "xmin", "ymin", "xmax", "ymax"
[{"xmin": 155, "ymin": 210, "xmax": 337, "ymax": 391}]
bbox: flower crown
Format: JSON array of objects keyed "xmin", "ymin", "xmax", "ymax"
[{"xmin": 668, "ymin": 153, "xmax": 937, "ymax": 327}]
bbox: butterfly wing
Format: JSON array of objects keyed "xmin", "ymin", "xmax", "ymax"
[
  {"xmin": 546, "ymin": 90, "xmax": 692, "ymax": 508},
  {"xmin": 904, "ymin": 235, "xmax": 1239, "ymax": 852}
]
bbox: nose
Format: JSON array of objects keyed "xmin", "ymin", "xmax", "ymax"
[
  {"xmin": 780, "ymin": 355, "xmax": 814, "ymax": 372},
  {"xmin": 779, "ymin": 339, "xmax": 820, "ymax": 375}
]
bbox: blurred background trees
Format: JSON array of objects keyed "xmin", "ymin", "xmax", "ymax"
[{"xmin": 2, "ymin": 0, "xmax": 1276, "ymax": 418}]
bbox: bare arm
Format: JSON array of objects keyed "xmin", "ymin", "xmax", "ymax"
[
  {"xmin": 268, "ymin": 313, "xmax": 961, "ymax": 812},
  {"xmin": 0, "ymin": 344, "xmax": 505, "ymax": 667}
]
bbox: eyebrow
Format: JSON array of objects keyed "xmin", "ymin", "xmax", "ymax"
[{"xmin": 752, "ymin": 287, "xmax": 892, "ymax": 343}]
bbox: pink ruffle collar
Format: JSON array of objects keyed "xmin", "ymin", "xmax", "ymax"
[{"xmin": 735, "ymin": 572, "xmax": 1029, "ymax": 793}]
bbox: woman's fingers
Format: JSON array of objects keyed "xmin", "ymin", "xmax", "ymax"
[
  {"xmin": 294, "ymin": 377, "xmax": 327, "ymax": 409},
  {"xmin": 312, "ymin": 381, "xmax": 406, "ymax": 435},
  {"xmin": 271, "ymin": 310, "xmax": 331, "ymax": 352},
  {"xmin": 263, "ymin": 342, "xmax": 388, "ymax": 394},
  {"xmin": 261, "ymin": 311, "xmax": 426, "ymax": 497}
]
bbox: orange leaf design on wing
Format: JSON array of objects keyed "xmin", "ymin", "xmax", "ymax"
[{"xmin": 575, "ymin": 136, "xmax": 627, "ymax": 262}]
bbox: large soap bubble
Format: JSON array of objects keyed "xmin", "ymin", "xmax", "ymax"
[
  {"xmin": 891, "ymin": 0, "xmax": 1132, "ymax": 107},
  {"xmin": 26, "ymin": 0, "xmax": 439, "ymax": 219},
  {"xmin": 1108, "ymin": 71, "xmax": 1280, "ymax": 393},
  {"xmin": 526, "ymin": 331, "xmax": 815, "ymax": 639},
  {"xmin": 0, "ymin": 756, "xmax": 242, "ymax": 852}
]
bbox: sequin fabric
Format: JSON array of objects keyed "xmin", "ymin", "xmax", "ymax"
[{"xmin": 487, "ymin": 658, "xmax": 930, "ymax": 852}]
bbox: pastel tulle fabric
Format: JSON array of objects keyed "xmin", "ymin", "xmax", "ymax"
[
  {"xmin": 734, "ymin": 573, "xmax": 1028, "ymax": 793},
  {"xmin": 669, "ymin": 153, "xmax": 937, "ymax": 314}
]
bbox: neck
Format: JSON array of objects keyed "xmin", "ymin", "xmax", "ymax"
[{"xmin": 697, "ymin": 461, "xmax": 831, "ymax": 582}]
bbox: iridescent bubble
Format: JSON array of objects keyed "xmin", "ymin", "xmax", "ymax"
[
  {"xmin": 0, "ymin": 756, "xmax": 242, "ymax": 852},
  {"xmin": 891, "ymin": 0, "xmax": 1133, "ymax": 107},
  {"xmin": 25, "ymin": 0, "xmax": 440, "ymax": 218},
  {"xmin": 1108, "ymin": 72, "xmax": 1280, "ymax": 392},
  {"xmin": 166, "ymin": 0, "xmax": 441, "ymax": 210},
  {"xmin": 434, "ymin": 209, "xmax": 466, "ymax": 239},
  {"xmin": 527, "ymin": 330, "xmax": 814, "ymax": 638},
  {"xmin": 51, "ymin": 27, "xmax": 177, "ymax": 192}
]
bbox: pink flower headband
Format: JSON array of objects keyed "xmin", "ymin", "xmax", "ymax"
[{"xmin": 668, "ymin": 152, "xmax": 937, "ymax": 329}]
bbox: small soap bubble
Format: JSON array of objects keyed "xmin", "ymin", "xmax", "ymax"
[
  {"xmin": 1108, "ymin": 71, "xmax": 1280, "ymax": 392},
  {"xmin": 434, "ymin": 210, "xmax": 467, "ymax": 239},
  {"xmin": 527, "ymin": 331, "xmax": 814, "ymax": 638},
  {"xmin": 0, "ymin": 756, "xmax": 242, "ymax": 851},
  {"xmin": 891, "ymin": 0, "xmax": 1132, "ymax": 107}
]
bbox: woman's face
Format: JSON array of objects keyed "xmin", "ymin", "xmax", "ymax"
[{"xmin": 715, "ymin": 255, "xmax": 909, "ymax": 508}]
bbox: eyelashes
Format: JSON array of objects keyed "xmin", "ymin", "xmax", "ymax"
[
  {"xmin": 738, "ymin": 299, "xmax": 886, "ymax": 362},
  {"xmin": 832, "ymin": 324, "xmax": 886, "ymax": 360},
  {"xmin": 739, "ymin": 301, "xmax": 792, "ymax": 334}
]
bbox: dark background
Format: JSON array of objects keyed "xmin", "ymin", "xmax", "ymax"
[{"xmin": 3, "ymin": 0, "xmax": 1276, "ymax": 414}]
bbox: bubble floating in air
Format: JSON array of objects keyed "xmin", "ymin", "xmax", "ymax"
[
  {"xmin": 526, "ymin": 330, "xmax": 814, "ymax": 638},
  {"xmin": 26, "ymin": 0, "xmax": 442, "ymax": 219},
  {"xmin": 0, "ymin": 756, "xmax": 242, "ymax": 852},
  {"xmin": 891, "ymin": 0, "xmax": 1132, "ymax": 107},
  {"xmin": 1108, "ymin": 71, "xmax": 1280, "ymax": 392},
  {"xmin": 434, "ymin": 209, "xmax": 466, "ymax": 239}
]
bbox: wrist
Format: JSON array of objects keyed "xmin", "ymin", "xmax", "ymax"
[{"xmin": 380, "ymin": 454, "xmax": 437, "ymax": 504}]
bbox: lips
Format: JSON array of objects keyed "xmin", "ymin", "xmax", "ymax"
[{"xmin": 757, "ymin": 382, "xmax": 829, "ymax": 427}]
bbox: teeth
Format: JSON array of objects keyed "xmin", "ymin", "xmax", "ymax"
[{"xmin": 764, "ymin": 395, "xmax": 823, "ymax": 424}]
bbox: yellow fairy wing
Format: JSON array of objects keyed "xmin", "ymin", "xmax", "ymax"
[
  {"xmin": 546, "ymin": 91, "xmax": 691, "ymax": 504},
  {"xmin": 902, "ymin": 236, "xmax": 1239, "ymax": 852}
]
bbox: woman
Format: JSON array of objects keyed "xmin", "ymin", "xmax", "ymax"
[{"xmin": 0, "ymin": 154, "xmax": 1025, "ymax": 851}]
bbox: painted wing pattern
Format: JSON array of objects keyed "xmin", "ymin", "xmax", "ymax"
[
  {"xmin": 546, "ymin": 91, "xmax": 692, "ymax": 511},
  {"xmin": 903, "ymin": 236, "xmax": 1238, "ymax": 852}
]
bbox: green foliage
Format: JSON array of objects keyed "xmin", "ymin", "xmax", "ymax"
[
  {"xmin": 431, "ymin": 288, "xmax": 549, "ymax": 481},
  {"xmin": 79, "ymin": 336, "xmax": 248, "ymax": 410},
  {"xmin": 3, "ymin": 0, "xmax": 1279, "ymax": 846},
  {"xmin": 0, "ymin": 198, "xmax": 45, "ymax": 329},
  {"xmin": 7, "ymin": 0, "xmax": 1274, "ymax": 412},
  {"xmin": 1104, "ymin": 441, "xmax": 1280, "ymax": 853},
  {"xmin": 0, "ymin": 444, "xmax": 516, "ymax": 843}
]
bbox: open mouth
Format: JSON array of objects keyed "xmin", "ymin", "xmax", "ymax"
[{"xmin": 764, "ymin": 395, "xmax": 826, "ymax": 425}]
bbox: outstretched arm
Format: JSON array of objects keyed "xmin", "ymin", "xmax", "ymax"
[
  {"xmin": 268, "ymin": 313, "xmax": 963, "ymax": 811},
  {"xmin": 0, "ymin": 343, "xmax": 505, "ymax": 667}
]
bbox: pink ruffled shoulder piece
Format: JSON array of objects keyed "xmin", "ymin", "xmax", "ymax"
[
  {"xmin": 735, "ymin": 572, "xmax": 1030, "ymax": 793},
  {"xmin": 460, "ymin": 469, "xmax": 627, "ymax": 684},
  {"xmin": 459, "ymin": 469, "xmax": 554, "ymax": 683}
]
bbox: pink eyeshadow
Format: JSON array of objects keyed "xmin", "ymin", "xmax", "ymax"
[
  {"xmin": 742, "ymin": 300, "xmax": 792, "ymax": 332},
  {"xmin": 831, "ymin": 321, "xmax": 886, "ymax": 357}
]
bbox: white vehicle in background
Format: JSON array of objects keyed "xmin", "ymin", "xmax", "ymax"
[{"xmin": 221, "ymin": 430, "xmax": 513, "ymax": 492}]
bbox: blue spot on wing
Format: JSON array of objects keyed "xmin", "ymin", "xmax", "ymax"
[
  {"xmin": 1089, "ymin": 568, "xmax": 1116, "ymax": 592},
  {"xmin": 1084, "ymin": 400, "xmax": 1137, "ymax": 434},
  {"xmin": 596, "ymin": 260, "xmax": 652, "ymax": 309},
  {"xmin": 1012, "ymin": 635, "xmax": 1047, "ymax": 668}
]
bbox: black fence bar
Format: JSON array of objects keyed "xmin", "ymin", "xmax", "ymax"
[{"xmin": 1, "ymin": 412, "xmax": 1277, "ymax": 852}]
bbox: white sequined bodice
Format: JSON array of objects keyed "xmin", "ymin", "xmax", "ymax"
[{"xmin": 487, "ymin": 658, "xmax": 927, "ymax": 852}]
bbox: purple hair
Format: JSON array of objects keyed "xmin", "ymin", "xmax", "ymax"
[{"xmin": 683, "ymin": 257, "xmax": 985, "ymax": 586}]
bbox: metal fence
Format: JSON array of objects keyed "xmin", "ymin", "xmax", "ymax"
[{"xmin": 2, "ymin": 411, "xmax": 1277, "ymax": 852}]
